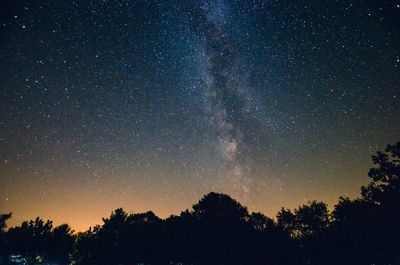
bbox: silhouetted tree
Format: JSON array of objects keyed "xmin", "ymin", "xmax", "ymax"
[
  {"xmin": 6, "ymin": 217, "xmax": 53, "ymax": 265},
  {"xmin": 276, "ymin": 201, "xmax": 329, "ymax": 264},
  {"xmin": 247, "ymin": 212, "xmax": 298, "ymax": 265},
  {"xmin": 3, "ymin": 217, "xmax": 74, "ymax": 265},
  {"xmin": 5, "ymin": 139, "xmax": 400, "ymax": 265},
  {"xmin": 124, "ymin": 210, "xmax": 163, "ymax": 264},
  {"xmin": 0, "ymin": 213, "xmax": 12, "ymax": 265},
  {"xmin": 277, "ymin": 201, "xmax": 329, "ymax": 239},
  {"xmin": 248, "ymin": 212, "xmax": 275, "ymax": 232},
  {"xmin": 45, "ymin": 224, "xmax": 75, "ymax": 265},
  {"xmin": 192, "ymin": 192, "xmax": 249, "ymax": 223},
  {"xmin": 73, "ymin": 225, "xmax": 101, "ymax": 265},
  {"xmin": 190, "ymin": 192, "xmax": 250, "ymax": 265},
  {"xmin": 276, "ymin": 207, "xmax": 297, "ymax": 237},
  {"xmin": 323, "ymin": 197, "xmax": 380, "ymax": 265},
  {"xmin": 74, "ymin": 208, "xmax": 164, "ymax": 265},
  {"xmin": 362, "ymin": 142, "xmax": 400, "ymax": 213},
  {"xmin": 0, "ymin": 213, "xmax": 12, "ymax": 233},
  {"xmin": 86, "ymin": 208, "xmax": 132, "ymax": 265},
  {"xmin": 359, "ymin": 141, "xmax": 400, "ymax": 264}
]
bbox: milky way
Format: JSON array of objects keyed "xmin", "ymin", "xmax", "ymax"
[
  {"xmin": 192, "ymin": 0, "xmax": 256, "ymax": 196},
  {"xmin": 0, "ymin": 0, "xmax": 399, "ymax": 230}
]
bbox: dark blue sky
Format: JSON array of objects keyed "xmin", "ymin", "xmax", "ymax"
[{"xmin": 1, "ymin": 0, "xmax": 399, "ymax": 230}]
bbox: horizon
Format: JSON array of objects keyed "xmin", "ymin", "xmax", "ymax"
[
  {"xmin": 0, "ymin": 182, "xmax": 375, "ymax": 233},
  {"xmin": 0, "ymin": 160, "xmax": 378, "ymax": 232}
]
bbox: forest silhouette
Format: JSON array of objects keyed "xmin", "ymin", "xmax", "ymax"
[{"xmin": 1, "ymin": 141, "xmax": 399, "ymax": 265}]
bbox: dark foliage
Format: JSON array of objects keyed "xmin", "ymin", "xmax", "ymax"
[{"xmin": 1, "ymin": 142, "xmax": 399, "ymax": 265}]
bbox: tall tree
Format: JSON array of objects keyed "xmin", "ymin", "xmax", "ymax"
[
  {"xmin": 191, "ymin": 192, "xmax": 250, "ymax": 265},
  {"xmin": 360, "ymin": 141, "xmax": 400, "ymax": 264},
  {"xmin": 362, "ymin": 141, "xmax": 400, "ymax": 213}
]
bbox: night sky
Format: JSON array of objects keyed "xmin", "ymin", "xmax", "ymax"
[{"xmin": 1, "ymin": 0, "xmax": 399, "ymax": 231}]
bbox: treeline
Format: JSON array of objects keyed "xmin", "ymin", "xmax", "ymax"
[{"xmin": 0, "ymin": 142, "xmax": 399, "ymax": 265}]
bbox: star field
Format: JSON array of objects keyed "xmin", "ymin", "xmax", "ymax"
[{"xmin": 0, "ymin": 0, "xmax": 399, "ymax": 231}]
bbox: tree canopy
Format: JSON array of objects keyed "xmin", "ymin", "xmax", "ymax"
[{"xmin": 1, "ymin": 141, "xmax": 399, "ymax": 265}]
